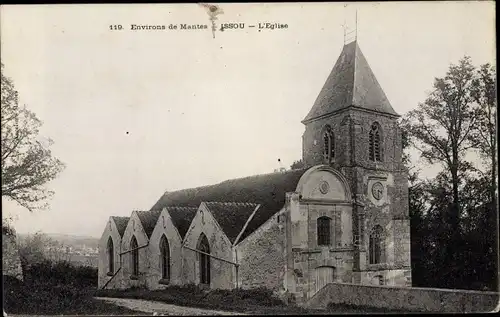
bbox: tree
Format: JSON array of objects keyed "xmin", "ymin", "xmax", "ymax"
[
  {"xmin": 403, "ymin": 57, "xmax": 498, "ymax": 291},
  {"xmin": 18, "ymin": 232, "xmax": 70, "ymax": 266},
  {"xmin": 290, "ymin": 159, "xmax": 305, "ymax": 170},
  {"xmin": 469, "ymin": 63, "xmax": 498, "ymax": 290},
  {"xmin": 470, "ymin": 63, "xmax": 497, "ymax": 202},
  {"xmin": 402, "ymin": 56, "xmax": 478, "ymax": 241},
  {"xmin": 1, "ymin": 63, "xmax": 65, "ymax": 212}
]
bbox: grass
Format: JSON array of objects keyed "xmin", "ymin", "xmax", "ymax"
[{"xmin": 3, "ymin": 260, "xmax": 144, "ymax": 315}]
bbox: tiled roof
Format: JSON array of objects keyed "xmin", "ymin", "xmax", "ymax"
[
  {"xmin": 136, "ymin": 210, "xmax": 162, "ymax": 239},
  {"xmin": 164, "ymin": 206, "xmax": 198, "ymax": 239},
  {"xmin": 303, "ymin": 40, "xmax": 398, "ymax": 123},
  {"xmin": 204, "ymin": 202, "xmax": 259, "ymax": 244},
  {"xmin": 150, "ymin": 168, "xmax": 308, "ymax": 243},
  {"xmin": 111, "ymin": 216, "xmax": 129, "ymax": 237}
]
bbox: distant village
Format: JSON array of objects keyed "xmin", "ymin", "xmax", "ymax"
[{"xmin": 18, "ymin": 233, "xmax": 99, "ymax": 267}]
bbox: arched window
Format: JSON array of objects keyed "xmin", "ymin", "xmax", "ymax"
[
  {"xmin": 317, "ymin": 216, "xmax": 332, "ymax": 246},
  {"xmin": 369, "ymin": 225, "xmax": 385, "ymax": 264},
  {"xmin": 323, "ymin": 126, "xmax": 335, "ymax": 163},
  {"xmin": 369, "ymin": 122, "xmax": 382, "ymax": 162},
  {"xmin": 197, "ymin": 233, "xmax": 210, "ymax": 285},
  {"xmin": 107, "ymin": 237, "xmax": 114, "ymax": 275},
  {"xmin": 130, "ymin": 236, "xmax": 139, "ymax": 276},
  {"xmin": 160, "ymin": 235, "xmax": 170, "ymax": 281}
]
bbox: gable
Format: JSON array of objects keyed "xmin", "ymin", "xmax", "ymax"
[
  {"xmin": 111, "ymin": 216, "xmax": 129, "ymax": 238},
  {"xmin": 136, "ymin": 210, "xmax": 162, "ymax": 239},
  {"xmin": 296, "ymin": 165, "xmax": 351, "ymax": 202},
  {"xmin": 122, "ymin": 211, "xmax": 148, "ymax": 245},
  {"xmin": 204, "ymin": 202, "xmax": 259, "ymax": 244},
  {"xmin": 165, "ymin": 206, "xmax": 198, "ymax": 239}
]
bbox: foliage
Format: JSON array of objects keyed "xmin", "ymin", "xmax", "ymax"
[
  {"xmin": 290, "ymin": 159, "xmax": 306, "ymax": 170},
  {"xmin": 405, "ymin": 57, "xmax": 498, "ymax": 291},
  {"xmin": 3, "ymin": 275, "xmax": 140, "ymax": 315},
  {"xmin": 22, "ymin": 259, "xmax": 98, "ymax": 288},
  {"xmin": 469, "ymin": 63, "xmax": 497, "ymax": 169},
  {"xmin": 18, "ymin": 232, "xmax": 72, "ymax": 265},
  {"xmin": 2, "ymin": 218, "xmax": 16, "ymax": 236},
  {"xmin": 96, "ymin": 284, "xmax": 285, "ymax": 313},
  {"xmin": 1, "ymin": 63, "xmax": 65, "ymax": 212},
  {"xmin": 2, "ymin": 257, "xmax": 135, "ymax": 315}
]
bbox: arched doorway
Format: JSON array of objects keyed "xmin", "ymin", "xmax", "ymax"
[
  {"xmin": 314, "ymin": 266, "xmax": 335, "ymax": 294},
  {"xmin": 197, "ymin": 233, "xmax": 210, "ymax": 286}
]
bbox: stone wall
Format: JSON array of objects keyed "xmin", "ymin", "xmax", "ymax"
[
  {"xmin": 236, "ymin": 209, "xmax": 286, "ymax": 291},
  {"xmin": 306, "ymin": 282, "xmax": 500, "ymax": 313},
  {"xmin": 146, "ymin": 210, "xmax": 184, "ymax": 290},
  {"xmin": 2, "ymin": 232, "xmax": 23, "ymax": 281},
  {"xmin": 120, "ymin": 212, "xmax": 151, "ymax": 289},
  {"xmin": 182, "ymin": 204, "xmax": 235, "ymax": 289},
  {"xmin": 97, "ymin": 219, "xmax": 123, "ymax": 289}
]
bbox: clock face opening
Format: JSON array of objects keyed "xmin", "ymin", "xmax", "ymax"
[{"xmin": 372, "ymin": 182, "xmax": 384, "ymax": 200}]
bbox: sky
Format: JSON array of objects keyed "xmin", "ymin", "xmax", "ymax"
[{"xmin": 0, "ymin": 2, "xmax": 496, "ymax": 238}]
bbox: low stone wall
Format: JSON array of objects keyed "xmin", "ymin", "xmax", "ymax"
[{"xmin": 305, "ymin": 282, "xmax": 499, "ymax": 313}]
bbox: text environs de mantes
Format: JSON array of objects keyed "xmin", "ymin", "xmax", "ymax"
[{"xmin": 130, "ymin": 24, "xmax": 208, "ymax": 30}]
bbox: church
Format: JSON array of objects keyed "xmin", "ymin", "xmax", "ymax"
[{"xmin": 98, "ymin": 39, "xmax": 412, "ymax": 304}]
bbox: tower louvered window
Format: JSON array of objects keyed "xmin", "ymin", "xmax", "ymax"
[
  {"xmin": 369, "ymin": 225, "xmax": 384, "ymax": 264},
  {"xmin": 317, "ymin": 216, "xmax": 332, "ymax": 246},
  {"xmin": 369, "ymin": 123, "xmax": 382, "ymax": 161},
  {"xmin": 323, "ymin": 126, "xmax": 335, "ymax": 163}
]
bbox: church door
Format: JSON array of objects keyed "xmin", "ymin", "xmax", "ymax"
[{"xmin": 314, "ymin": 266, "xmax": 335, "ymax": 294}]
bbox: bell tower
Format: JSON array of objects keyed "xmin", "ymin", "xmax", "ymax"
[{"xmin": 301, "ymin": 39, "xmax": 412, "ymax": 287}]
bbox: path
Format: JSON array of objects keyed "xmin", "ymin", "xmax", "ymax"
[{"xmin": 94, "ymin": 297, "xmax": 247, "ymax": 316}]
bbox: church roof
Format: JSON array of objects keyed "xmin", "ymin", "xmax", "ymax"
[
  {"xmin": 204, "ymin": 202, "xmax": 259, "ymax": 244},
  {"xmin": 303, "ymin": 40, "xmax": 399, "ymax": 123},
  {"xmin": 111, "ymin": 216, "xmax": 129, "ymax": 237},
  {"xmin": 150, "ymin": 168, "xmax": 308, "ymax": 244},
  {"xmin": 136, "ymin": 210, "xmax": 162, "ymax": 239},
  {"xmin": 164, "ymin": 206, "xmax": 198, "ymax": 239}
]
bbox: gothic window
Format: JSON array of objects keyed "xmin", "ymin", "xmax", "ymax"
[
  {"xmin": 369, "ymin": 122, "xmax": 382, "ymax": 162},
  {"xmin": 107, "ymin": 237, "xmax": 114, "ymax": 274},
  {"xmin": 160, "ymin": 235, "xmax": 170, "ymax": 281},
  {"xmin": 198, "ymin": 233, "xmax": 210, "ymax": 285},
  {"xmin": 369, "ymin": 225, "xmax": 385, "ymax": 264},
  {"xmin": 323, "ymin": 126, "xmax": 335, "ymax": 163},
  {"xmin": 317, "ymin": 216, "xmax": 332, "ymax": 246},
  {"xmin": 130, "ymin": 236, "xmax": 139, "ymax": 276}
]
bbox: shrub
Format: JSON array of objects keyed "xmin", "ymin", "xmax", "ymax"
[
  {"xmin": 3, "ymin": 273, "xmax": 140, "ymax": 315},
  {"xmin": 22, "ymin": 259, "xmax": 97, "ymax": 288}
]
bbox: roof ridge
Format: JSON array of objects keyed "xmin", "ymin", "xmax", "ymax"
[
  {"xmin": 163, "ymin": 168, "xmax": 309, "ymax": 194},
  {"xmin": 165, "ymin": 206, "xmax": 198, "ymax": 210},
  {"xmin": 204, "ymin": 201, "xmax": 259, "ymax": 206}
]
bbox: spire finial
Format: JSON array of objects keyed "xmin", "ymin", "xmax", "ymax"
[{"xmin": 343, "ymin": 5, "xmax": 358, "ymax": 45}]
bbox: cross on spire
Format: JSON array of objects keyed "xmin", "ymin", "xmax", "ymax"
[{"xmin": 342, "ymin": 7, "xmax": 358, "ymax": 45}]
